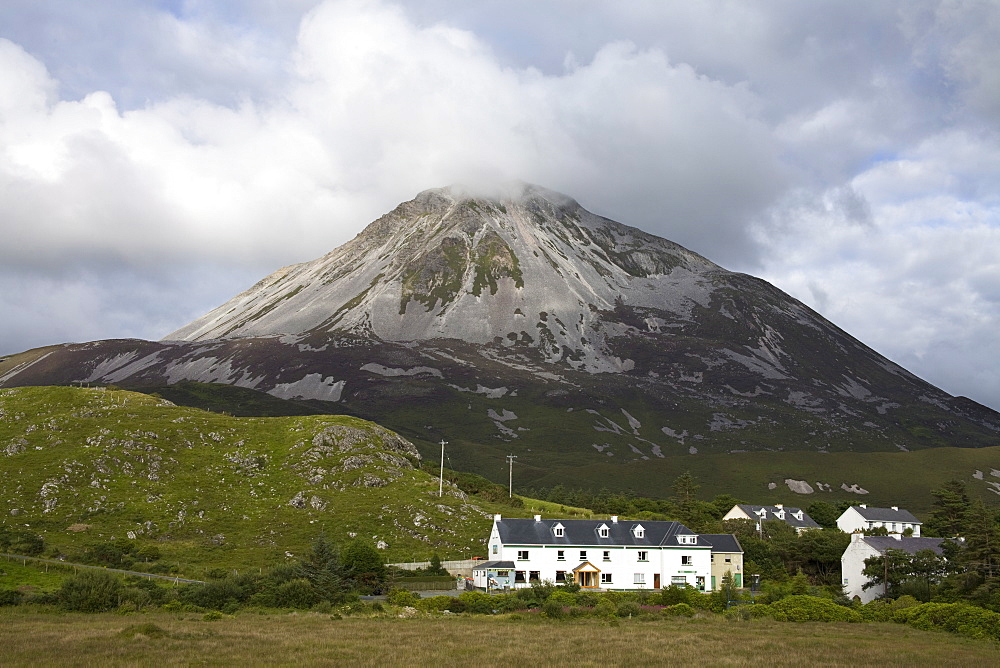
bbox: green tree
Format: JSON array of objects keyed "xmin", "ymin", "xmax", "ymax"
[
  {"xmin": 962, "ymin": 499, "xmax": 1000, "ymax": 581},
  {"xmin": 341, "ymin": 538, "xmax": 386, "ymax": 594},
  {"xmin": 925, "ymin": 480, "xmax": 971, "ymax": 537},
  {"xmin": 299, "ymin": 533, "xmax": 348, "ymax": 602}
]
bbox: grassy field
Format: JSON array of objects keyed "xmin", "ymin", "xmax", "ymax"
[{"xmin": 0, "ymin": 608, "xmax": 998, "ymax": 666}]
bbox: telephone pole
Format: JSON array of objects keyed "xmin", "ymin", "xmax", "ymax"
[
  {"xmin": 506, "ymin": 454, "xmax": 517, "ymax": 498},
  {"xmin": 438, "ymin": 439, "xmax": 448, "ymax": 497}
]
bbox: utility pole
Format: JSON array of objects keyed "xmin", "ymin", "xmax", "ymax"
[
  {"xmin": 438, "ymin": 439, "xmax": 448, "ymax": 498},
  {"xmin": 506, "ymin": 454, "xmax": 517, "ymax": 498}
]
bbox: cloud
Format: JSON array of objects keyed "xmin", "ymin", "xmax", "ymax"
[{"xmin": 0, "ymin": 0, "xmax": 998, "ymax": 411}]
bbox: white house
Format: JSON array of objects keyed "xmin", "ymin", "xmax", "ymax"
[
  {"xmin": 836, "ymin": 505, "xmax": 921, "ymax": 536},
  {"xmin": 841, "ymin": 532, "xmax": 946, "ymax": 603},
  {"xmin": 723, "ymin": 504, "xmax": 820, "ymax": 534},
  {"xmin": 480, "ymin": 514, "xmax": 715, "ymax": 591}
]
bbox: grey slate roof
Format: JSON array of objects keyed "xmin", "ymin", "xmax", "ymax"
[
  {"xmin": 700, "ymin": 534, "xmax": 744, "ymax": 554},
  {"xmin": 734, "ymin": 504, "xmax": 821, "ymax": 530},
  {"xmin": 472, "ymin": 560, "xmax": 515, "ymax": 570},
  {"xmin": 861, "ymin": 536, "xmax": 945, "ymax": 556},
  {"xmin": 851, "ymin": 506, "xmax": 921, "ymax": 524},
  {"xmin": 495, "ymin": 518, "xmax": 702, "ymax": 547}
]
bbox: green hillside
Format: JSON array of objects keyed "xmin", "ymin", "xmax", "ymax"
[{"xmin": 0, "ymin": 386, "xmax": 511, "ymax": 576}]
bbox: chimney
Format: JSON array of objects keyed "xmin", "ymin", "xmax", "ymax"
[
  {"xmin": 534, "ymin": 514, "xmax": 542, "ymax": 522},
  {"xmin": 775, "ymin": 504, "xmax": 783, "ymax": 509},
  {"xmin": 891, "ymin": 533, "xmax": 902, "ymax": 541},
  {"xmin": 494, "ymin": 514, "xmax": 502, "ymax": 522},
  {"xmin": 611, "ymin": 515, "xmax": 618, "ymax": 523},
  {"xmin": 859, "ymin": 504, "xmax": 867, "ymax": 509},
  {"xmin": 891, "ymin": 506, "xmax": 899, "ymax": 511}
]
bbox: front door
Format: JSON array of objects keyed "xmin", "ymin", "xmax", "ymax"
[{"xmin": 654, "ymin": 573, "xmax": 660, "ymax": 589}]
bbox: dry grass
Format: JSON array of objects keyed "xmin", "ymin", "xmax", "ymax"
[{"xmin": 1, "ymin": 609, "xmax": 998, "ymax": 667}]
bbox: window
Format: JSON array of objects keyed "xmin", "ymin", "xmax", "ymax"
[
  {"xmin": 554, "ymin": 523, "xmax": 564, "ymax": 537},
  {"xmin": 492, "ymin": 544, "xmax": 498, "ymax": 555},
  {"xmin": 515, "ymin": 571, "xmax": 526, "ymax": 583},
  {"xmin": 637, "ymin": 551, "xmax": 648, "ymax": 562},
  {"xmin": 633, "ymin": 525, "xmax": 645, "ymax": 539},
  {"xmin": 601, "ymin": 573, "xmax": 613, "ymax": 584},
  {"xmin": 579, "ymin": 550, "xmax": 587, "ymax": 561},
  {"xmin": 681, "ymin": 555, "xmax": 692, "ymax": 566},
  {"xmin": 634, "ymin": 573, "xmax": 646, "ymax": 584},
  {"xmin": 529, "ymin": 571, "xmax": 540, "ymax": 582},
  {"xmin": 555, "ymin": 571, "xmax": 566, "ymax": 582},
  {"xmin": 671, "ymin": 576, "xmax": 686, "ymax": 585},
  {"xmin": 710, "ymin": 554, "xmax": 715, "ymax": 562},
  {"xmin": 725, "ymin": 556, "xmax": 731, "ymax": 563},
  {"xmin": 517, "ymin": 550, "xmax": 528, "ymax": 561},
  {"xmin": 598, "ymin": 524, "xmax": 609, "ymax": 538},
  {"xmin": 557, "ymin": 550, "xmax": 565, "ymax": 561},
  {"xmin": 678, "ymin": 534, "xmax": 697, "ymax": 545},
  {"xmin": 496, "ymin": 570, "xmax": 509, "ymax": 577},
  {"xmin": 603, "ymin": 550, "xmax": 611, "ymax": 562}
]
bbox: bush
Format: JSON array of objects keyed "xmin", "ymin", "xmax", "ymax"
[
  {"xmin": 663, "ymin": 602, "xmax": 695, "ymax": 617},
  {"xmin": 902, "ymin": 602, "xmax": 1000, "ymax": 641},
  {"xmin": 59, "ymin": 570, "xmax": 125, "ymax": 612},
  {"xmin": 415, "ymin": 595, "xmax": 454, "ymax": 613},
  {"xmin": 594, "ymin": 598, "xmax": 617, "ymax": 619},
  {"xmin": 542, "ymin": 598, "xmax": 565, "ymax": 619},
  {"xmin": 0, "ymin": 589, "xmax": 22, "ymax": 606},
  {"xmin": 617, "ymin": 601, "xmax": 641, "ymax": 618},
  {"xmin": 766, "ymin": 595, "xmax": 859, "ymax": 623},
  {"xmin": 273, "ymin": 579, "xmax": 319, "ymax": 609},
  {"xmin": 458, "ymin": 591, "xmax": 495, "ymax": 614},
  {"xmin": 387, "ymin": 588, "xmax": 421, "ymax": 607}
]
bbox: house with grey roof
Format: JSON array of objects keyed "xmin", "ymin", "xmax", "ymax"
[
  {"xmin": 722, "ymin": 504, "xmax": 821, "ymax": 534},
  {"xmin": 701, "ymin": 533, "xmax": 745, "ymax": 589},
  {"xmin": 836, "ymin": 505, "xmax": 922, "ymax": 536},
  {"xmin": 486, "ymin": 514, "xmax": 733, "ymax": 591},
  {"xmin": 841, "ymin": 532, "xmax": 946, "ymax": 602}
]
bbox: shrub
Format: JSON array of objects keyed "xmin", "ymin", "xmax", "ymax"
[
  {"xmin": 387, "ymin": 588, "xmax": 421, "ymax": 607},
  {"xmin": 663, "ymin": 602, "xmax": 695, "ymax": 617},
  {"xmin": 902, "ymin": 602, "xmax": 1000, "ymax": 641},
  {"xmin": 766, "ymin": 595, "xmax": 859, "ymax": 623},
  {"xmin": 594, "ymin": 598, "xmax": 617, "ymax": 619},
  {"xmin": 0, "ymin": 589, "xmax": 22, "ymax": 606},
  {"xmin": 458, "ymin": 591, "xmax": 495, "ymax": 614},
  {"xmin": 273, "ymin": 579, "xmax": 319, "ymax": 609},
  {"xmin": 547, "ymin": 590, "xmax": 577, "ymax": 608},
  {"xmin": 491, "ymin": 593, "xmax": 526, "ymax": 614},
  {"xmin": 617, "ymin": 601, "xmax": 641, "ymax": 618},
  {"xmin": 542, "ymin": 598, "xmax": 565, "ymax": 619},
  {"xmin": 416, "ymin": 595, "xmax": 454, "ymax": 613},
  {"xmin": 59, "ymin": 570, "xmax": 124, "ymax": 612}
]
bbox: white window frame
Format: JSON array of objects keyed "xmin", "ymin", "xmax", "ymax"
[
  {"xmin": 579, "ymin": 550, "xmax": 587, "ymax": 561},
  {"xmin": 637, "ymin": 550, "xmax": 649, "ymax": 562},
  {"xmin": 517, "ymin": 550, "xmax": 529, "ymax": 561},
  {"xmin": 557, "ymin": 550, "xmax": 565, "ymax": 561},
  {"xmin": 601, "ymin": 573, "xmax": 613, "ymax": 584},
  {"xmin": 681, "ymin": 555, "xmax": 692, "ymax": 566},
  {"xmin": 603, "ymin": 550, "xmax": 611, "ymax": 562},
  {"xmin": 634, "ymin": 573, "xmax": 646, "ymax": 584}
]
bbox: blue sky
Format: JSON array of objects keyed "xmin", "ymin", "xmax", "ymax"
[{"xmin": 0, "ymin": 0, "xmax": 998, "ymax": 411}]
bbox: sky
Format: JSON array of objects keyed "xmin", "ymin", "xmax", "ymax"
[{"xmin": 0, "ymin": 0, "xmax": 998, "ymax": 410}]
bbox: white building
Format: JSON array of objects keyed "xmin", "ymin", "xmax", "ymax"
[
  {"xmin": 479, "ymin": 514, "xmax": 715, "ymax": 591},
  {"xmin": 722, "ymin": 504, "xmax": 820, "ymax": 534},
  {"xmin": 836, "ymin": 505, "xmax": 922, "ymax": 536},
  {"xmin": 841, "ymin": 533, "xmax": 947, "ymax": 603}
]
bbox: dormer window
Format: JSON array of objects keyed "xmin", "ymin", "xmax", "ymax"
[
  {"xmin": 553, "ymin": 523, "xmax": 565, "ymax": 538},
  {"xmin": 633, "ymin": 524, "xmax": 645, "ymax": 539},
  {"xmin": 598, "ymin": 523, "xmax": 610, "ymax": 538},
  {"xmin": 794, "ymin": 511, "xmax": 804, "ymax": 520},
  {"xmin": 678, "ymin": 534, "xmax": 696, "ymax": 545}
]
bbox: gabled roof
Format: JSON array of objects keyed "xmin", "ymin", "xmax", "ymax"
[
  {"xmin": 472, "ymin": 560, "xmax": 515, "ymax": 570},
  {"xmin": 494, "ymin": 518, "xmax": 700, "ymax": 547},
  {"xmin": 858, "ymin": 536, "xmax": 945, "ymax": 556},
  {"xmin": 849, "ymin": 506, "xmax": 921, "ymax": 524},
  {"xmin": 700, "ymin": 534, "xmax": 743, "ymax": 554},
  {"xmin": 733, "ymin": 504, "xmax": 821, "ymax": 530}
]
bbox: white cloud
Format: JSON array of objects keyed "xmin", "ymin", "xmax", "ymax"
[{"xmin": 0, "ymin": 0, "xmax": 999, "ymax": 411}]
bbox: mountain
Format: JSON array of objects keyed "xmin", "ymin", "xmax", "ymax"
[
  {"xmin": 0, "ymin": 385, "xmax": 500, "ymax": 571},
  {"xmin": 2, "ymin": 183, "xmax": 998, "ymax": 500}
]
